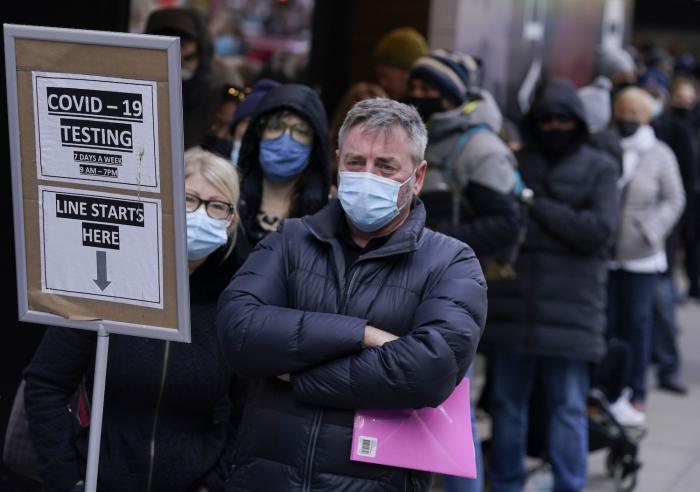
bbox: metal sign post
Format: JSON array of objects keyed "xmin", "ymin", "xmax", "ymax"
[{"xmin": 85, "ymin": 325, "xmax": 109, "ymax": 492}]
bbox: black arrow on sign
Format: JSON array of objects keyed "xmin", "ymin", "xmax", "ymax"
[{"xmin": 93, "ymin": 250, "xmax": 111, "ymax": 291}]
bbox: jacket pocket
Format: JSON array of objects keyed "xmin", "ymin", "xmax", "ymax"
[{"xmin": 634, "ymin": 216, "xmax": 661, "ymax": 250}]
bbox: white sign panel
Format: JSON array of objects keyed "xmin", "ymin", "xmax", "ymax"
[
  {"xmin": 39, "ymin": 186, "xmax": 163, "ymax": 308},
  {"xmin": 33, "ymin": 72, "xmax": 160, "ymax": 191}
]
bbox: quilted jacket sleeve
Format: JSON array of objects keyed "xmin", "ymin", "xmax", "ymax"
[
  {"xmin": 638, "ymin": 146, "xmax": 685, "ymax": 246},
  {"xmin": 216, "ymin": 224, "xmax": 366, "ymax": 378},
  {"xmin": 530, "ymin": 158, "xmax": 619, "ymax": 255},
  {"xmin": 438, "ymin": 182, "xmax": 522, "ymax": 257},
  {"xmin": 291, "ymin": 245, "xmax": 487, "ymax": 410}
]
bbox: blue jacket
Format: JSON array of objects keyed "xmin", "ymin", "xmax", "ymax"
[{"xmin": 216, "ymin": 199, "xmax": 487, "ymax": 491}]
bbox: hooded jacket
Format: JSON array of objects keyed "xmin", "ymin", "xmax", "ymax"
[
  {"xmin": 216, "ymin": 199, "xmax": 486, "ymax": 491},
  {"xmin": 420, "ymin": 89, "xmax": 521, "ymax": 259},
  {"xmin": 24, "ymin": 240, "xmax": 250, "ymax": 492},
  {"xmin": 146, "ymin": 8, "xmax": 217, "ymax": 149},
  {"xmin": 481, "ymin": 78, "xmax": 620, "ymax": 362},
  {"xmin": 237, "ymin": 84, "xmax": 331, "ymax": 244}
]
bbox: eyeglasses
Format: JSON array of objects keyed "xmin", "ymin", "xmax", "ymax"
[
  {"xmin": 260, "ymin": 116, "xmax": 313, "ymax": 145},
  {"xmin": 185, "ymin": 193, "xmax": 234, "ymax": 220},
  {"xmin": 536, "ymin": 113, "xmax": 575, "ymax": 125}
]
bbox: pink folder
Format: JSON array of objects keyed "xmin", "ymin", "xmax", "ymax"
[{"xmin": 350, "ymin": 378, "xmax": 476, "ymax": 478}]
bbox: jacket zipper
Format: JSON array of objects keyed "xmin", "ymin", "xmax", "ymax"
[
  {"xmin": 301, "ymin": 410, "xmax": 323, "ymax": 492},
  {"xmin": 146, "ymin": 341, "xmax": 170, "ymax": 492},
  {"xmin": 300, "ymin": 261, "xmax": 359, "ymax": 491},
  {"xmin": 340, "ymin": 268, "xmax": 359, "ymax": 314}
]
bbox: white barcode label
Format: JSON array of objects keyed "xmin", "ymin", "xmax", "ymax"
[{"xmin": 357, "ymin": 436, "xmax": 378, "ymax": 458}]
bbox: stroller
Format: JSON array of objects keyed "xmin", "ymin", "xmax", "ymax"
[{"xmin": 586, "ymin": 387, "xmax": 644, "ymax": 492}]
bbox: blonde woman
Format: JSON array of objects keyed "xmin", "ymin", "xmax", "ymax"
[
  {"xmin": 24, "ymin": 149, "xmax": 249, "ymax": 492},
  {"xmin": 606, "ymin": 87, "xmax": 685, "ymax": 425}
]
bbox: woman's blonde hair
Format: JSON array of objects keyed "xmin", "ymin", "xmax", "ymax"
[
  {"xmin": 184, "ymin": 147, "xmax": 240, "ymax": 258},
  {"xmin": 614, "ymin": 86, "xmax": 655, "ymax": 124}
]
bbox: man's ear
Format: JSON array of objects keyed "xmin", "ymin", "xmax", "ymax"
[{"xmin": 413, "ymin": 160, "xmax": 427, "ymax": 195}]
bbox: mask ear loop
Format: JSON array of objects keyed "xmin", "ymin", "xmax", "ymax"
[{"xmin": 397, "ymin": 168, "xmax": 417, "ymax": 213}]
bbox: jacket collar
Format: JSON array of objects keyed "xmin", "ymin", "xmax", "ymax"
[{"xmin": 303, "ymin": 198, "xmax": 426, "ymax": 258}]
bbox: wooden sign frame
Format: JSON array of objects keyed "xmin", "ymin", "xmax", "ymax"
[{"xmin": 5, "ymin": 24, "xmax": 191, "ymax": 342}]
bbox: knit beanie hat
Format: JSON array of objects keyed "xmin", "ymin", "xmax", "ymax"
[
  {"xmin": 577, "ymin": 76, "xmax": 612, "ymax": 133},
  {"xmin": 372, "ymin": 27, "xmax": 428, "ymax": 71},
  {"xmin": 596, "ymin": 46, "xmax": 635, "ymax": 80},
  {"xmin": 409, "ymin": 49, "xmax": 480, "ymax": 106},
  {"xmin": 145, "ymin": 7, "xmax": 200, "ymax": 40},
  {"xmin": 231, "ymin": 79, "xmax": 280, "ymax": 131}
]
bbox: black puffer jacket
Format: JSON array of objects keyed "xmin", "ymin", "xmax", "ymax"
[
  {"xmin": 237, "ymin": 84, "xmax": 331, "ymax": 244},
  {"xmin": 24, "ymin": 240, "xmax": 250, "ymax": 492},
  {"xmin": 216, "ymin": 199, "xmax": 487, "ymax": 492},
  {"xmin": 481, "ymin": 78, "xmax": 619, "ymax": 362}
]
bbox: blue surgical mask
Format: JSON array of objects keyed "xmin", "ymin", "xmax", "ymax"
[
  {"xmin": 338, "ymin": 171, "xmax": 414, "ymax": 232},
  {"xmin": 259, "ymin": 133, "xmax": 311, "ymax": 182},
  {"xmin": 215, "ymin": 34, "xmax": 240, "ymax": 57},
  {"xmin": 187, "ymin": 208, "xmax": 229, "ymax": 260}
]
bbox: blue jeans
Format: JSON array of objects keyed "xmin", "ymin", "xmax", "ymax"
[
  {"xmin": 488, "ymin": 353, "xmax": 589, "ymax": 492},
  {"xmin": 652, "ymin": 273, "xmax": 682, "ymax": 383},
  {"xmin": 606, "ymin": 270, "xmax": 657, "ymax": 402},
  {"xmin": 442, "ymin": 368, "xmax": 483, "ymax": 492}
]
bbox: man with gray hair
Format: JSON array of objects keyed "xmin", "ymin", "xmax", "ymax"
[{"xmin": 217, "ymin": 97, "xmax": 487, "ymax": 491}]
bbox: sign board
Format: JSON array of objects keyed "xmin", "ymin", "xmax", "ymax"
[
  {"xmin": 33, "ymin": 72, "xmax": 160, "ymax": 189},
  {"xmin": 5, "ymin": 24, "xmax": 190, "ymax": 342},
  {"xmin": 39, "ymin": 186, "xmax": 163, "ymax": 306}
]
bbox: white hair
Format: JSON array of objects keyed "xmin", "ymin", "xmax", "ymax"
[{"xmin": 614, "ymin": 87, "xmax": 655, "ymax": 124}]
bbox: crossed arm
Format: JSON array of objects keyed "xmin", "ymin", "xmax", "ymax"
[{"xmin": 216, "ymin": 228, "xmax": 487, "ymax": 410}]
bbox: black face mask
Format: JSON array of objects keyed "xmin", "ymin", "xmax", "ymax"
[
  {"xmin": 535, "ymin": 128, "xmax": 579, "ymax": 158},
  {"xmin": 202, "ymin": 134, "xmax": 234, "ymax": 160},
  {"xmin": 671, "ymin": 107, "xmax": 692, "ymax": 119},
  {"xmin": 403, "ymin": 97, "xmax": 445, "ymax": 122},
  {"xmin": 617, "ymin": 120, "xmax": 640, "ymax": 138}
]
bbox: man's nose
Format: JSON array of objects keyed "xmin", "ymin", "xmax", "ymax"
[{"xmin": 364, "ymin": 162, "xmax": 383, "ymax": 176}]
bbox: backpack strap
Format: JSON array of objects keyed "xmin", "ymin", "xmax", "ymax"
[
  {"xmin": 440, "ymin": 123, "xmax": 491, "ymax": 226},
  {"xmin": 441, "ymin": 123, "xmax": 491, "ymax": 182}
]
